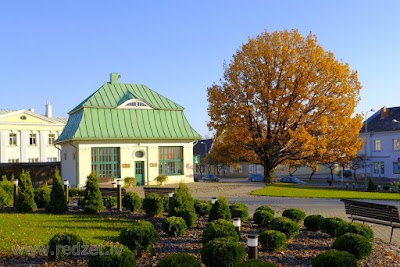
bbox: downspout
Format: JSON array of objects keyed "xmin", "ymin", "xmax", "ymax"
[{"xmin": 69, "ymin": 142, "xmax": 79, "ymax": 187}]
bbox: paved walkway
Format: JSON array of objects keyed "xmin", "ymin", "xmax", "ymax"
[{"xmin": 127, "ymin": 180, "xmax": 399, "ymax": 245}]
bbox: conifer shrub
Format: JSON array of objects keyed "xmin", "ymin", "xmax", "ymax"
[
  {"xmin": 122, "ymin": 192, "xmax": 142, "ymax": 212},
  {"xmin": 255, "ymin": 205, "xmax": 275, "ymax": 216},
  {"xmin": 208, "ymin": 196, "xmax": 231, "ymax": 222},
  {"xmin": 0, "ymin": 177, "xmax": 13, "ymax": 207},
  {"xmin": 142, "ymin": 193, "xmax": 164, "ymax": 217},
  {"xmin": 0, "ymin": 187, "xmax": 10, "ymax": 208},
  {"xmin": 156, "ymin": 253, "xmax": 201, "ymax": 267},
  {"xmin": 201, "ymin": 237, "xmax": 245, "ymax": 267},
  {"xmin": 46, "ymin": 169, "xmax": 68, "ymax": 214},
  {"xmin": 48, "ymin": 232, "xmax": 84, "ymax": 261},
  {"xmin": 270, "ymin": 217, "xmax": 300, "ymax": 239},
  {"xmin": 253, "ymin": 209, "xmax": 275, "ymax": 227},
  {"xmin": 34, "ymin": 183, "xmax": 51, "ymax": 209},
  {"xmin": 332, "ymin": 233, "xmax": 372, "ymax": 260},
  {"xmin": 311, "ymin": 249, "xmax": 357, "ymax": 267},
  {"xmin": 88, "ymin": 245, "xmax": 136, "ymax": 267},
  {"xmin": 81, "ymin": 172, "xmax": 104, "ymax": 214},
  {"xmin": 202, "ymin": 219, "xmax": 239, "ymax": 244},
  {"xmin": 236, "ymin": 259, "xmax": 276, "ymax": 267},
  {"xmin": 103, "ymin": 196, "xmax": 117, "ymax": 210},
  {"xmin": 336, "ymin": 222, "xmax": 374, "ymax": 240},
  {"xmin": 16, "ymin": 170, "xmax": 37, "ymax": 212},
  {"xmin": 162, "ymin": 194, "xmax": 170, "ymax": 212},
  {"xmin": 194, "ymin": 199, "xmax": 212, "ymax": 217},
  {"xmin": 318, "ymin": 217, "xmax": 347, "ymax": 237},
  {"xmin": 259, "ymin": 230, "xmax": 287, "ymax": 252},
  {"xmin": 304, "ymin": 214, "xmax": 324, "ymax": 231},
  {"xmin": 119, "ymin": 220, "xmax": 158, "ymax": 256},
  {"xmin": 161, "ymin": 216, "xmax": 187, "ymax": 237},
  {"xmin": 168, "ymin": 183, "xmax": 197, "ymax": 227},
  {"xmin": 229, "ymin": 202, "xmax": 249, "ymax": 221},
  {"xmin": 282, "ymin": 208, "xmax": 306, "ymax": 223}
]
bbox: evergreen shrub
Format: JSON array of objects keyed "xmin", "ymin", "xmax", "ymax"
[
  {"xmin": 119, "ymin": 220, "xmax": 158, "ymax": 256},
  {"xmin": 253, "ymin": 209, "xmax": 275, "ymax": 227},
  {"xmin": 229, "ymin": 202, "xmax": 249, "ymax": 221},
  {"xmin": 161, "ymin": 216, "xmax": 187, "ymax": 237},
  {"xmin": 332, "ymin": 233, "xmax": 372, "ymax": 260},
  {"xmin": 48, "ymin": 232, "xmax": 83, "ymax": 261},
  {"xmin": 168, "ymin": 183, "xmax": 197, "ymax": 227},
  {"xmin": 156, "ymin": 253, "xmax": 201, "ymax": 267},
  {"xmin": 0, "ymin": 187, "xmax": 10, "ymax": 208},
  {"xmin": 259, "ymin": 230, "xmax": 287, "ymax": 252},
  {"xmin": 122, "ymin": 192, "xmax": 142, "ymax": 212},
  {"xmin": 81, "ymin": 172, "xmax": 104, "ymax": 214},
  {"xmin": 34, "ymin": 183, "xmax": 51, "ymax": 209},
  {"xmin": 255, "ymin": 205, "xmax": 275, "ymax": 216},
  {"xmin": 304, "ymin": 215, "xmax": 324, "ymax": 231},
  {"xmin": 282, "ymin": 208, "xmax": 306, "ymax": 223},
  {"xmin": 201, "ymin": 237, "xmax": 245, "ymax": 267},
  {"xmin": 208, "ymin": 196, "xmax": 231, "ymax": 222},
  {"xmin": 202, "ymin": 219, "xmax": 239, "ymax": 244},
  {"xmin": 336, "ymin": 222, "xmax": 374, "ymax": 240},
  {"xmin": 16, "ymin": 170, "xmax": 37, "ymax": 212},
  {"xmin": 0, "ymin": 177, "xmax": 13, "ymax": 207},
  {"xmin": 142, "ymin": 193, "xmax": 164, "ymax": 217},
  {"xmin": 103, "ymin": 196, "xmax": 117, "ymax": 210},
  {"xmin": 270, "ymin": 217, "xmax": 300, "ymax": 239},
  {"xmin": 311, "ymin": 249, "xmax": 357, "ymax": 267},
  {"xmin": 46, "ymin": 169, "xmax": 68, "ymax": 214},
  {"xmin": 88, "ymin": 245, "xmax": 136, "ymax": 267},
  {"xmin": 235, "ymin": 259, "xmax": 276, "ymax": 267},
  {"xmin": 194, "ymin": 199, "xmax": 211, "ymax": 217},
  {"xmin": 318, "ymin": 217, "xmax": 347, "ymax": 237}
]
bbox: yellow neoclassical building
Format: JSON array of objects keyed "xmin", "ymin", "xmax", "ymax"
[{"xmin": 0, "ymin": 103, "xmax": 67, "ymax": 163}]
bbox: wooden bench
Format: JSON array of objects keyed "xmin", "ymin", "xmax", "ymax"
[
  {"xmin": 143, "ymin": 187, "xmax": 176, "ymax": 197},
  {"xmin": 99, "ymin": 187, "xmax": 126, "ymax": 198},
  {"xmin": 341, "ymin": 198, "xmax": 400, "ymax": 243}
]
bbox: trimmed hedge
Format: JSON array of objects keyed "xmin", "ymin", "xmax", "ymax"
[
  {"xmin": 319, "ymin": 217, "xmax": 347, "ymax": 237},
  {"xmin": 304, "ymin": 215, "xmax": 324, "ymax": 232},
  {"xmin": 229, "ymin": 202, "xmax": 249, "ymax": 221},
  {"xmin": 253, "ymin": 210, "xmax": 274, "ymax": 227},
  {"xmin": 259, "ymin": 230, "xmax": 287, "ymax": 252},
  {"xmin": 282, "ymin": 208, "xmax": 306, "ymax": 223},
  {"xmin": 332, "ymin": 233, "xmax": 372, "ymax": 260},
  {"xmin": 202, "ymin": 219, "xmax": 239, "ymax": 245},
  {"xmin": 270, "ymin": 217, "xmax": 300, "ymax": 239},
  {"xmin": 312, "ymin": 249, "xmax": 357, "ymax": 267},
  {"xmin": 119, "ymin": 220, "xmax": 158, "ymax": 256},
  {"xmin": 255, "ymin": 205, "xmax": 275, "ymax": 216},
  {"xmin": 201, "ymin": 237, "xmax": 245, "ymax": 267}
]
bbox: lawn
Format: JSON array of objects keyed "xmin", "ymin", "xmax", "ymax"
[
  {"xmin": 251, "ymin": 184, "xmax": 400, "ymax": 200},
  {"xmin": 0, "ymin": 213, "xmax": 132, "ymax": 254}
]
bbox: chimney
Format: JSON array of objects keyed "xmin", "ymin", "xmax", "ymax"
[
  {"xmin": 110, "ymin": 72, "xmax": 121, "ymax": 85},
  {"xmin": 380, "ymin": 106, "xmax": 389, "ymax": 119},
  {"xmin": 45, "ymin": 101, "xmax": 53, "ymax": 118}
]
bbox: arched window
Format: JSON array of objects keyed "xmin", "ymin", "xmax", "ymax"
[{"xmin": 118, "ymin": 99, "xmax": 152, "ymax": 109}]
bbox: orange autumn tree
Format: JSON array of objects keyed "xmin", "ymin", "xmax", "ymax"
[{"xmin": 207, "ymin": 29, "xmax": 363, "ymax": 183}]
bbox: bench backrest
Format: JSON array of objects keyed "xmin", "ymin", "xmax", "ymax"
[{"xmin": 341, "ymin": 199, "xmax": 400, "ymax": 224}]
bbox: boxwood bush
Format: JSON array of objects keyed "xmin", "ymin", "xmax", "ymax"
[
  {"xmin": 336, "ymin": 222, "xmax": 374, "ymax": 240},
  {"xmin": 161, "ymin": 216, "xmax": 187, "ymax": 237},
  {"xmin": 201, "ymin": 237, "xmax": 245, "ymax": 267},
  {"xmin": 236, "ymin": 259, "xmax": 276, "ymax": 267},
  {"xmin": 119, "ymin": 220, "xmax": 158, "ymax": 256},
  {"xmin": 88, "ymin": 245, "xmax": 136, "ymax": 267},
  {"xmin": 270, "ymin": 217, "xmax": 300, "ymax": 239},
  {"xmin": 194, "ymin": 199, "xmax": 212, "ymax": 217},
  {"xmin": 304, "ymin": 214, "xmax": 324, "ymax": 231},
  {"xmin": 318, "ymin": 217, "xmax": 347, "ymax": 237},
  {"xmin": 202, "ymin": 219, "xmax": 239, "ymax": 244},
  {"xmin": 259, "ymin": 230, "xmax": 287, "ymax": 252},
  {"xmin": 156, "ymin": 253, "xmax": 201, "ymax": 267},
  {"xmin": 103, "ymin": 196, "xmax": 117, "ymax": 210},
  {"xmin": 255, "ymin": 205, "xmax": 275, "ymax": 216},
  {"xmin": 253, "ymin": 210, "xmax": 275, "ymax": 227},
  {"xmin": 48, "ymin": 232, "xmax": 84, "ymax": 261},
  {"xmin": 209, "ymin": 196, "xmax": 231, "ymax": 222},
  {"xmin": 311, "ymin": 249, "xmax": 357, "ymax": 267},
  {"xmin": 282, "ymin": 208, "xmax": 306, "ymax": 223},
  {"xmin": 142, "ymin": 193, "xmax": 164, "ymax": 217},
  {"xmin": 332, "ymin": 233, "xmax": 372, "ymax": 260},
  {"xmin": 122, "ymin": 192, "xmax": 142, "ymax": 212},
  {"xmin": 229, "ymin": 202, "xmax": 249, "ymax": 221}
]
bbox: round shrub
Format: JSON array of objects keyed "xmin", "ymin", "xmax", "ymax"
[
  {"xmin": 336, "ymin": 222, "xmax": 374, "ymax": 240},
  {"xmin": 34, "ymin": 184, "xmax": 51, "ymax": 209},
  {"xmin": 119, "ymin": 220, "xmax": 158, "ymax": 256},
  {"xmin": 175, "ymin": 210, "xmax": 197, "ymax": 228},
  {"xmin": 156, "ymin": 253, "xmax": 201, "ymax": 267},
  {"xmin": 253, "ymin": 210, "xmax": 275, "ymax": 227},
  {"xmin": 202, "ymin": 219, "xmax": 239, "ymax": 244},
  {"xmin": 48, "ymin": 232, "xmax": 83, "ymax": 261},
  {"xmin": 88, "ymin": 245, "xmax": 136, "ymax": 267},
  {"xmin": 103, "ymin": 196, "xmax": 117, "ymax": 210},
  {"xmin": 259, "ymin": 230, "xmax": 287, "ymax": 252},
  {"xmin": 68, "ymin": 188, "xmax": 80, "ymax": 198},
  {"xmin": 229, "ymin": 202, "xmax": 249, "ymax": 221},
  {"xmin": 271, "ymin": 217, "xmax": 300, "ymax": 239},
  {"xmin": 255, "ymin": 205, "xmax": 275, "ymax": 216},
  {"xmin": 332, "ymin": 233, "xmax": 372, "ymax": 260},
  {"xmin": 161, "ymin": 216, "xmax": 187, "ymax": 237},
  {"xmin": 236, "ymin": 259, "xmax": 276, "ymax": 267},
  {"xmin": 142, "ymin": 193, "xmax": 164, "ymax": 217},
  {"xmin": 304, "ymin": 215, "xmax": 324, "ymax": 231},
  {"xmin": 282, "ymin": 208, "xmax": 306, "ymax": 223},
  {"xmin": 201, "ymin": 237, "xmax": 245, "ymax": 267},
  {"xmin": 311, "ymin": 249, "xmax": 357, "ymax": 267},
  {"xmin": 318, "ymin": 217, "xmax": 347, "ymax": 237},
  {"xmin": 194, "ymin": 199, "xmax": 212, "ymax": 217},
  {"xmin": 209, "ymin": 196, "xmax": 231, "ymax": 222},
  {"xmin": 162, "ymin": 194, "xmax": 170, "ymax": 212},
  {"xmin": 122, "ymin": 192, "xmax": 142, "ymax": 212}
]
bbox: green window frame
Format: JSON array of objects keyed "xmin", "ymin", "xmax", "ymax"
[
  {"xmin": 158, "ymin": 146, "xmax": 183, "ymax": 175},
  {"xmin": 91, "ymin": 147, "xmax": 121, "ymax": 178}
]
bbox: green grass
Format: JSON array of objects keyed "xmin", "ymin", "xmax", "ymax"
[
  {"xmin": 0, "ymin": 213, "xmax": 132, "ymax": 254},
  {"xmin": 251, "ymin": 184, "xmax": 400, "ymax": 200}
]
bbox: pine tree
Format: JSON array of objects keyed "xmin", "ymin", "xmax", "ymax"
[
  {"xmin": 16, "ymin": 170, "xmax": 37, "ymax": 212},
  {"xmin": 46, "ymin": 168, "xmax": 68, "ymax": 214},
  {"xmin": 82, "ymin": 172, "xmax": 103, "ymax": 214}
]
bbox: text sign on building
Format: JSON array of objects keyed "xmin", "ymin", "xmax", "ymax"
[
  {"xmin": 149, "ymin": 162, "xmax": 157, "ymax": 167},
  {"xmin": 122, "ymin": 164, "xmax": 130, "ymax": 168}
]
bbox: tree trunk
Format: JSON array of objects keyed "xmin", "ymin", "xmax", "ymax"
[
  {"xmin": 309, "ymin": 169, "xmax": 316, "ymax": 181},
  {"xmin": 263, "ymin": 160, "xmax": 275, "ymax": 183}
]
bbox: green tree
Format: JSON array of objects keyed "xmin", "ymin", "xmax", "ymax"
[
  {"xmin": 81, "ymin": 172, "xmax": 104, "ymax": 214},
  {"xmin": 16, "ymin": 170, "xmax": 37, "ymax": 212},
  {"xmin": 207, "ymin": 29, "xmax": 363, "ymax": 183},
  {"xmin": 46, "ymin": 169, "xmax": 68, "ymax": 214}
]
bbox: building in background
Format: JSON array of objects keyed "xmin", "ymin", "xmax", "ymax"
[
  {"xmin": 56, "ymin": 73, "xmax": 201, "ymax": 187},
  {"xmin": 0, "ymin": 103, "xmax": 67, "ymax": 163}
]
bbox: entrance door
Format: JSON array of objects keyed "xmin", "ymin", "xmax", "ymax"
[{"xmin": 135, "ymin": 161, "xmax": 145, "ymax": 185}]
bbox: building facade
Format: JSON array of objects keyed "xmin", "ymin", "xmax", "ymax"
[
  {"xmin": 56, "ymin": 73, "xmax": 201, "ymax": 187},
  {"xmin": 0, "ymin": 104, "xmax": 67, "ymax": 163}
]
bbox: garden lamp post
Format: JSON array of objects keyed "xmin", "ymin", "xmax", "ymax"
[
  {"xmin": 63, "ymin": 180, "xmax": 69, "ymax": 203},
  {"xmin": 247, "ymin": 234, "xmax": 259, "ymax": 259},
  {"xmin": 13, "ymin": 179, "xmax": 18, "ymax": 209},
  {"xmin": 116, "ymin": 179, "xmax": 123, "ymax": 212},
  {"xmin": 364, "ymin": 108, "xmax": 375, "ymax": 189},
  {"xmin": 232, "ymin": 217, "xmax": 241, "ymax": 235},
  {"xmin": 211, "ymin": 197, "xmax": 217, "ymax": 204}
]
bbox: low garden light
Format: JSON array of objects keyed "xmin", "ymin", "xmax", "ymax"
[
  {"xmin": 247, "ymin": 234, "xmax": 259, "ymax": 259},
  {"xmin": 116, "ymin": 179, "xmax": 123, "ymax": 212},
  {"xmin": 211, "ymin": 197, "xmax": 217, "ymax": 204},
  {"xmin": 63, "ymin": 180, "xmax": 69, "ymax": 202},
  {"xmin": 168, "ymin": 192, "xmax": 174, "ymax": 198},
  {"xmin": 232, "ymin": 217, "xmax": 241, "ymax": 234},
  {"xmin": 13, "ymin": 179, "xmax": 18, "ymax": 209}
]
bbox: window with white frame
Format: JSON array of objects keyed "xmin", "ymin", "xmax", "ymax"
[
  {"xmin": 29, "ymin": 133, "xmax": 37, "ymax": 145},
  {"xmin": 9, "ymin": 133, "xmax": 17, "ymax": 145},
  {"xmin": 374, "ymin": 140, "xmax": 381, "ymax": 151},
  {"xmin": 48, "ymin": 134, "xmax": 55, "ymax": 145}
]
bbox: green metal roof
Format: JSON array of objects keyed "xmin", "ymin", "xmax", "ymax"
[{"xmin": 56, "ymin": 73, "xmax": 201, "ymax": 143}]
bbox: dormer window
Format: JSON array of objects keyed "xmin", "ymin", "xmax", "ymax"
[{"xmin": 118, "ymin": 99, "xmax": 153, "ymax": 110}]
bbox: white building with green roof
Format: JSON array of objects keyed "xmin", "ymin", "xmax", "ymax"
[{"xmin": 56, "ymin": 73, "xmax": 201, "ymax": 187}]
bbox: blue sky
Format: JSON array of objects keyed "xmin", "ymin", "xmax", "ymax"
[{"xmin": 1, "ymin": 1, "xmax": 399, "ymax": 137}]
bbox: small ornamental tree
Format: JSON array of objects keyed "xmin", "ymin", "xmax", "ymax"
[
  {"xmin": 209, "ymin": 196, "xmax": 231, "ymax": 222},
  {"xmin": 81, "ymin": 172, "xmax": 104, "ymax": 214},
  {"xmin": 34, "ymin": 183, "xmax": 51, "ymax": 209},
  {"xmin": 168, "ymin": 183, "xmax": 197, "ymax": 227},
  {"xmin": 16, "ymin": 170, "xmax": 37, "ymax": 212},
  {"xmin": 46, "ymin": 169, "xmax": 68, "ymax": 214}
]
